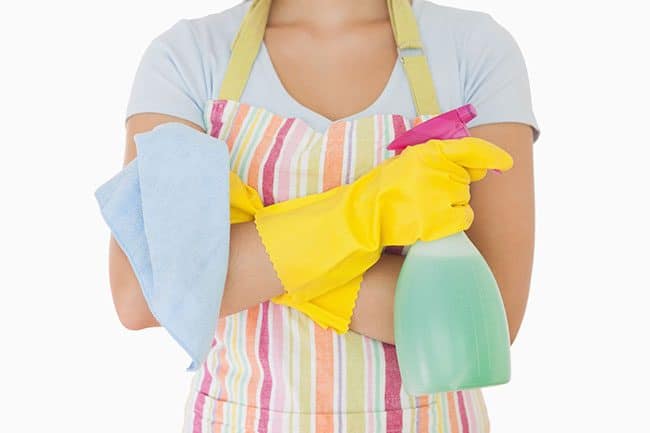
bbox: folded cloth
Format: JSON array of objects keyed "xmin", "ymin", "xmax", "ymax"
[{"xmin": 94, "ymin": 122, "xmax": 230, "ymax": 372}]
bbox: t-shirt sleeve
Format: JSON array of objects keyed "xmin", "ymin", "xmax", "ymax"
[
  {"xmin": 460, "ymin": 13, "xmax": 540, "ymax": 142},
  {"xmin": 125, "ymin": 19, "xmax": 209, "ymax": 130}
]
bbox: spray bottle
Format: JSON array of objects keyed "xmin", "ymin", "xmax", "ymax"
[{"xmin": 389, "ymin": 105, "xmax": 511, "ymax": 395}]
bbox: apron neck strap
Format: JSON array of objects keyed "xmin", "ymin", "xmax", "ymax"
[{"xmin": 218, "ymin": 0, "xmax": 441, "ymax": 116}]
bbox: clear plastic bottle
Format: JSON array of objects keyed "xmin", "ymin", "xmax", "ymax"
[{"xmin": 389, "ymin": 105, "xmax": 511, "ymax": 395}]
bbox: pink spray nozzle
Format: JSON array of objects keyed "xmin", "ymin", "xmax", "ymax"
[
  {"xmin": 387, "ymin": 104, "xmax": 501, "ymax": 176},
  {"xmin": 456, "ymin": 104, "xmax": 477, "ymax": 124},
  {"xmin": 386, "ymin": 104, "xmax": 477, "ymax": 153}
]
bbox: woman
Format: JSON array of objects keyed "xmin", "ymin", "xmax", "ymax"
[{"xmin": 110, "ymin": 0, "xmax": 538, "ymax": 431}]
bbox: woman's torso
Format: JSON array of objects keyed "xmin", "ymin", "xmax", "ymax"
[{"xmin": 182, "ymin": 1, "xmax": 491, "ymax": 432}]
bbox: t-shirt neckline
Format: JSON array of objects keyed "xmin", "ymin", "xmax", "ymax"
[{"xmin": 255, "ymin": 0, "xmax": 426, "ymax": 125}]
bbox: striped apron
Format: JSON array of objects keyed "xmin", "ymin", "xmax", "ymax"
[{"xmin": 183, "ymin": 0, "xmax": 490, "ymax": 432}]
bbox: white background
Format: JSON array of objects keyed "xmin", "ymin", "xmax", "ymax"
[{"xmin": 1, "ymin": 0, "xmax": 648, "ymax": 432}]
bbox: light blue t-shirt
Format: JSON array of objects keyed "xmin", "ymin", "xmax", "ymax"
[{"xmin": 126, "ymin": 0, "xmax": 539, "ymax": 139}]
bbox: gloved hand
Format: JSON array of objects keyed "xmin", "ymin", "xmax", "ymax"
[{"xmin": 253, "ymin": 137, "xmax": 514, "ymax": 306}]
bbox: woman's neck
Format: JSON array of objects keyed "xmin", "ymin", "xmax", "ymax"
[{"xmin": 267, "ymin": 0, "xmax": 410, "ymax": 29}]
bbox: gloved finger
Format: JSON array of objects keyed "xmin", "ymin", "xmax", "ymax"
[
  {"xmin": 231, "ymin": 207, "xmax": 255, "ymax": 224},
  {"xmin": 447, "ymin": 181, "xmax": 471, "ymax": 207},
  {"xmin": 467, "ymin": 167, "xmax": 487, "ymax": 182},
  {"xmin": 444, "ymin": 163, "xmax": 471, "ymax": 184},
  {"xmin": 418, "ymin": 143, "xmax": 472, "ymax": 184},
  {"xmin": 453, "ymin": 204, "xmax": 475, "ymax": 231},
  {"xmin": 421, "ymin": 204, "xmax": 474, "ymax": 242},
  {"xmin": 229, "ymin": 171, "xmax": 263, "ymax": 223},
  {"xmin": 434, "ymin": 137, "xmax": 514, "ymax": 172}
]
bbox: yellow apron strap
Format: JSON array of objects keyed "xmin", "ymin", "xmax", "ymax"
[
  {"xmin": 218, "ymin": 0, "xmax": 271, "ymax": 101},
  {"xmin": 388, "ymin": 0, "xmax": 442, "ymax": 115},
  {"xmin": 219, "ymin": 0, "xmax": 441, "ymax": 116}
]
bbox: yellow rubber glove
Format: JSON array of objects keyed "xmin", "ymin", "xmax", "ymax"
[
  {"xmin": 228, "ymin": 171, "xmax": 362, "ymax": 332},
  {"xmin": 253, "ymin": 137, "xmax": 514, "ymax": 308},
  {"xmin": 229, "ymin": 171, "xmax": 263, "ymax": 224}
]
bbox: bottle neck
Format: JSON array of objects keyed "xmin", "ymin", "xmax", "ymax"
[{"xmin": 410, "ymin": 232, "xmax": 478, "ymax": 257}]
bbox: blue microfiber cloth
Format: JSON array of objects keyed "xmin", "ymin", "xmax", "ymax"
[{"xmin": 94, "ymin": 122, "xmax": 230, "ymax": 372}]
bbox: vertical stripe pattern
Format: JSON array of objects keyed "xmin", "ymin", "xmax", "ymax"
[{"xmin": 183, "ymin": 99, "xmax": 490, "ymax": 433}]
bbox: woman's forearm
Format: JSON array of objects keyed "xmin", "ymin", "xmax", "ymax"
[
  {"xmin": 111, "ymin": 214, "xmax": 403, "ymax": 342},
  {"xmin": 218, "ymin": 221, "xmax": 285, "ymax": 316},
  {"xmin": 349, "ymin": 253, "xmax": 404, "ymax": 344}
]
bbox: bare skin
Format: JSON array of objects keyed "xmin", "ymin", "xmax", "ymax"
[{"xmin": 109, "ymin": 0, "xmax": 534, "ymax": 344}]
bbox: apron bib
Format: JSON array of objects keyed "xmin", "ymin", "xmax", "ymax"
[
  {"xmin": 204, "ymin": 0, "xmax": 441, "ymax": 206},
  {"xmin": 187, "ymin": 1, "xmax": 490, "ymax": 432}
]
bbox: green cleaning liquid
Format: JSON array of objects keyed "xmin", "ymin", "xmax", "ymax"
[{"xmin": 393, "ymin": 232, "xmax": 511, "ymax": 395}]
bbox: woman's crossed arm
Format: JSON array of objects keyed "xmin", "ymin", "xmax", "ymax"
[{"xmin": 109, "ymin": 113, "xmax": 534, "ymax": 345}]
